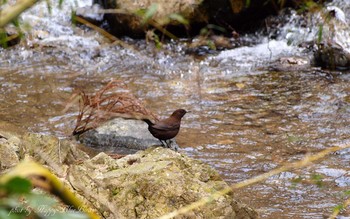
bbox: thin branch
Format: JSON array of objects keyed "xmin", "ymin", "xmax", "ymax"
[
  {"xmin": 0, "ymin": 0, "xmax": 40, "ymax": 28},
  {"xmin": 329, "ymin": 196, "xmax": 350, "ymax": 219},
  {"xmin": 69, "ymin": 80, "xmax": 158, "ymax": 135}
]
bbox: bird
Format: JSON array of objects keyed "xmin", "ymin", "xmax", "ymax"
[{"xmin": 143, "ymin": 109, "xmax": 188, "ymax": 148}]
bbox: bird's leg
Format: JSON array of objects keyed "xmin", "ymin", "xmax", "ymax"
[
  {"xmin": 168, "ymin": 139, "xmax": 178, "ymax": 151},
  {"xmin": 159, "ymin": 140, "xmax": 167, "ymax": 147},
  {"xmin": 165, "ymin": 140, "xmax": 171, "ymax": 148}
]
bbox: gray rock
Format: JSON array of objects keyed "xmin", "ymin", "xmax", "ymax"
[
  {"xmin": 313, "ymin": 6, "xmax": 350, "ymax": 70},
  {"xmin": 78, "ymin": 118, "xmax": 179, "ymax": 154}
]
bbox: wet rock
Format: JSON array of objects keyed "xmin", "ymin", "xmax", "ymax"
[
  {"xmin": 268, "ymin": 56, "xmax": 311, "ymax": 72},
  {"xmin": 22, "ymin": 133, "xmax": 90, "ymax": 177},
  {"xmin": 0, "ymin": 27, "xmax": 21, "ymax": 48},
  {"xmin": 92, "ymin": 0, "xmax": 302, "ymax": 37},
  {"xmin": 314, "ymin": 42, "xmax": 350, "ymax": 70},
  {"xmin": 94, "ymin": 0, "xmax": 205, "ymax": 37},
  {"xmin": 186, "ymin": 35, "xmax": 235, "ymax": 56},
  {"xmin": 78, "ymin": 117, "xmax": 179, "ymax": 154},
  {"xmin": 75, "ymin": 4, "xmax": 105, "ymax": 25},
  {"xmin": 0, "ymin": 131, "xmax": 20, "ymax": 171},
  {"xmin": 68, "ymin": 147, "xmax": 258, "ymax": 219},
  {"xmin": 313, "ymin": 6, "xmax": 350, "ymax": 70}
]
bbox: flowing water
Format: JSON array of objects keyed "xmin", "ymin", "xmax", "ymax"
[{"xmin": 1, "ymin": 0, "xmax": 350, "ymax": 218}]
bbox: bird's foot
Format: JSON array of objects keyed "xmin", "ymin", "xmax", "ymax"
[
  {"xmin": 166, "ymin": 140, "xmax": 178, "ymax": 151},
  {"xmin": 158, "ymin": 140, "xmax": 178, "ymax": 152}
]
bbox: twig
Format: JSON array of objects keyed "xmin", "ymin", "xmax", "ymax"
[
  {"xmin": 58, "ymin": 139, "xmax": 61, "ymax": 163},
  {"xmin": 0, "ymin": 160, "xmax": 101, "ymax": 219},
  {"xmin": 0, "ymin": 0, "xmax": 40, "ymax": 28},
  {"xmin": 329, "ymin": 196, "xmax": 350, "ymax": 219},
  {"xmin": 70, "ymin": 80, "xmax": 157, "ymax": 135}
]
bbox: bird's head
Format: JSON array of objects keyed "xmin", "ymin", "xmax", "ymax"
[{"xmin": 171, "ymin": 109, "xmax": 188, "ymax": 119}]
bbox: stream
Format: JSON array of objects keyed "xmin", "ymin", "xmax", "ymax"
[{"xmin": 1, "ymin": 0, "xmax": 350, "ymax": 218}]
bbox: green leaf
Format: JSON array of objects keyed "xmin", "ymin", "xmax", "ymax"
[
  {"xmin": 5, "ymin": 177, "xmax": 32, "ymax": 194},
  {"xmin": 11, "ymin": 18, "xmax": 20, "ymax": 28},
  {"xmin": 59, "ymin": 0, "xmax": 64, "ymax": 9},
  {"xmin": 45, "ymin": 0, "xmax": 52, "ymax": 14},
  {"xmin": 343, "ymin": 190, "xmax": 350, "ymax": 195},
  {"xmin": 49, "ymin": 211, "xmax": 90, "ymax": 219},
  {"xmin": 200, "ymin": 27, "xmax": 209, "ymax": 36},
  {"xmin": 0, "ymin": 197, "xmax": 30, "ymax": 218},
  {"xmin": 206, "ymin": 24, "xmax": 226, "ymax": 33},
  {"xmin": 0, "ymin": 208, "xmax": 24, "ymax": 219},
  {"xmin": 168, "ymin": 13, "xmax": 189, "ymax": 25},
  {"xmin": 333, "ymin": 204, "xmax": 344, "ymax": 211},
  {"xmin": 0, "ymin": 209, "xmax": 10, "ymax": 219},
  {"xmin": 141, "ymin": 4, "xmax": 158, "ymax": 24},
  {"xmin": 26, "ymin": 193, "xmax": 57, "ymax": 209},
  {"xmin": 0, "ymin": 29, "xmax": 8, "ymax": 48},
  {"xmin": 71, "ymin": 10, "xmax": 77, "ymax": 25},
  {"xmin": 317, "ymin": 24, "xmax": 323, "ymax": 44},
  {"xmin": 291, "ymin": 176, "xmax": 303, "ymax": 184},
  {"xmin": 311, "ymin": 174, "xmax": 323, "ymax": 187}
]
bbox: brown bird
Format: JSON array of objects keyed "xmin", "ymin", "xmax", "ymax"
[{"xmin": 143, "ymin": 109, "xmax": 188, "ymax": 148}]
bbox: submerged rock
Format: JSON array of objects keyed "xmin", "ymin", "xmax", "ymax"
[{"xmin": 268, "ymin": 56, "xmax": 311, "ymax": 72}]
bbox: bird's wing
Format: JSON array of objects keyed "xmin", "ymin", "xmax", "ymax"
[{"xmin": 152, "ymin": 119, "xmax": 179, "ymax": 131}]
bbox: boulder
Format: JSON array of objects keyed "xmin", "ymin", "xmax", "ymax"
[
  {"xmin": 78, "ymin": 117, "xmax": 179, "ymax": 154},
  {"xmin": 94, "ymin": 0, "xmax": 205, "ymax": 37},
  {"xmin": 85, "ymin": 0, "xmax": 297, "ymax": 37},
  {"xmin": 68, "ymin": 147, "xmax": 258, "ymax": 218},
  {"xmin": 0, "ymin": 131, "xmax": 257, "ymax": 218},
  {"xmin": 313, "ymin": 6, "xmax": 350, "ymax": 70},
  {"xmin": 0, "ymin": 131, "xmax": 20, "ymax": 171}
]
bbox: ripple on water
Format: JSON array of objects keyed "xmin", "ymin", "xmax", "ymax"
[{"xmin": 316, "ymin": 167, "xmax": 350, "ymax": 187}]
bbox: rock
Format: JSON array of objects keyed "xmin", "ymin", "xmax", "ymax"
[
  {"xmin": 22, "ymin": 133, "xmax": 90, "ymax": 177},
  {"xmin": 0, "ymin": 131, "xmax": 257, "ymax": 218},
  {"xmin": 90, "ymin": 0, "xmax": 302, "ymax": 37},
  {"xmin": 94, "ymin": 0, "xmax": 205, "ymax": 37},
  {"xmin": 75, "ymin": 4, "xmax": 105, "ymax": 23},
  {"xmin": 78, "ymin": 117, "xmax": 179, "ymax": 154},
  {"xmin": 314, "ymin": 42, "xmax": 350, "ymax": 70},
  {"xmin": 313, "ymin": 6, "xmax": 350, "ymax": 70},
  {"xmin": 0, "ymin": 131, "xmax": 21, "ymax": 171},
  {"xmin": 68, "ymin": 147, "xmax": 257, "ymax": 219},
  {"xmin": 268, "ymin": 56, "xmax": 311, "ymax": 72}
]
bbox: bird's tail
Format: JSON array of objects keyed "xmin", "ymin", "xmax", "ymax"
[{"xmin": 142, "ymin": 119, "xmax": 154, "ymax": 126}]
